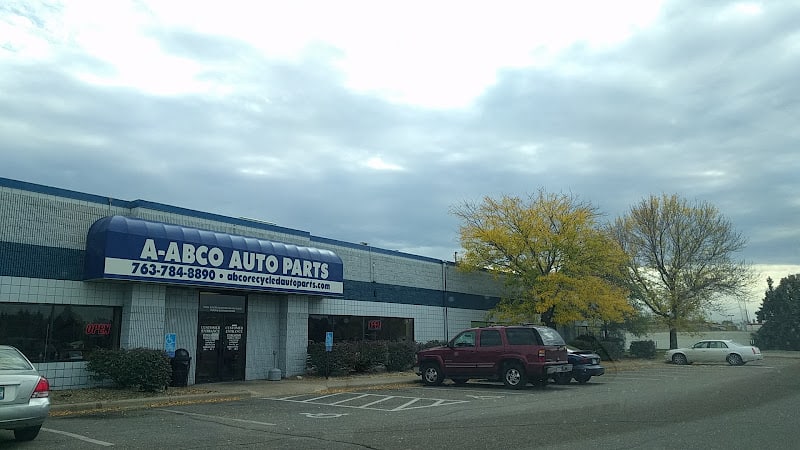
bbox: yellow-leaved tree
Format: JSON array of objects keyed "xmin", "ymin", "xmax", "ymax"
[{"xmin": 452, "ymin": 190, "xmax": 633, "ymax": 328}]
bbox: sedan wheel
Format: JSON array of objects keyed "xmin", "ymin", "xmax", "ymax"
[
  {"xmin": 554, "ymin": 373, "xmax": 572, "ymax": 385},
  {"xmin": 727, "ymin": 353, "xmax": 744, "ymax": 366},
  {"xmin": 502, "ymin": 362, "xmax": 527, "ymax": 389},
  {"xmin": 14, "ymin": 425, "xmax": 42, "ymax": 442},
  {"xmin": 672, "ymin": 353, "xmax": 688, "ymax": 365}
]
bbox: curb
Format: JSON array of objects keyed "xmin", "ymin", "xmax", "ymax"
[
  {"xmin": 50, "ymin": 392, "xmax": 253, "ymax": 415},
  {"xmin": 49, "ymin": 375, "xmax": 421, "ymax": 415}
]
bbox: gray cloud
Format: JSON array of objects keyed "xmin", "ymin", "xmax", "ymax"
[{"xmin": 1, "ymin": 0, "xmax": 798, "ymax": 270}]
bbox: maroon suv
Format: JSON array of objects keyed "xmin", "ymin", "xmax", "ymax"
[{"xmin": 416, "ymin": 325, "xmax": 571, "ymax": 389}]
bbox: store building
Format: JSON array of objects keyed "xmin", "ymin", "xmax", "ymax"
[{"xmin": 0, "ymin": 177, "xmax": 504, "ymax": 389}]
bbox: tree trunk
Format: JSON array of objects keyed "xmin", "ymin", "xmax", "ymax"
[
  {"xmin": 541, "ymin": 307, "xmax": 556, "ymax": 329},
  {"xmin": 669, "ymin": 327, "xmax": 678, "ymax": 349}
]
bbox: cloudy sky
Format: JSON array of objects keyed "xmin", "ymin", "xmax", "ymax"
[{"xmin": 1, "ymin": 1, "xmax": 798, "ymax": 313}]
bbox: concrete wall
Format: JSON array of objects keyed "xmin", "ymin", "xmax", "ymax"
[{"xmin": 625, "ymin": 331, "xmax": 758, "ymax": 350}]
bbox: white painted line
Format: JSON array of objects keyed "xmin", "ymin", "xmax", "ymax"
[
  {"xmin": 42, "ymin": 428, "xmax": 114, "ymax": 446},
  {"xmin": 360, "ymin": 396, "xmax": 396, "ymax": 407},
  {"xmin": 159, "ymin": 409, "xmax": 276, "ymax": 426},
  {"xmin": 301, "ymin": 412, "xmax": 349, "ymax": 419},
  {"xmin": 264, "ymin": 392, "xmax": 469, "ymax": 412},
  {"xmin": 302, "ymin": 393, "xmax": 341, "ymax": 402},
  {"xmin": 411, "ymin": 386, "xmax": 529, "ymax": 395},
  {"xmin": 329, "ymin": 393, "xmax": 371, "ymax": 405},
  {"xmin": 392, "ymin": 398, "xmax": 422, "ymax": 411}
]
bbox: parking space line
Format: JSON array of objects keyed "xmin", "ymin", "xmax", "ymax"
[
  {"xmin": 264, "ymin": 392, "xmax": 469, "ymax": 412},
  {"xmin": 303, "ymin": 393, "xmax": 341, "ymax": 402},
  {"xmin": 42, "ymin": 428, "xmax": 114, "ymax": 446},
  {"xmin": 329, "ymin": 393, "xmax": 371, "ymax": 405},
  {"xmin": 159, "ymin": 409, "xmax": 276, "ymax": 426},
  {"xmin": 392, "ymin": 398, "xmax": 422, "ymax": 411},
  {"xmin": 410, "ymin": 386, "xmax": 529, "ymax": 395},
  {"xmin": 361, "ymin": 396, "xmax": 396, "ymax": 407}
]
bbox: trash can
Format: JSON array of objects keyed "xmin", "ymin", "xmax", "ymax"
[{"xmin": 170, "ymin": 348, "xmax": 191, "ymax": 387}]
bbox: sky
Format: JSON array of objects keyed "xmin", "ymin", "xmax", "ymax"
[{"xmin": 1, "ymin": 0, "xmax": 798, "ymax": 318}]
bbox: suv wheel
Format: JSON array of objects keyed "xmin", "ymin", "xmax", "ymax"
[
  {"xmin": 502, "ymin": 362, "xmax": 527, "ymax": 389},
  {"xmin": 420, "ymin": 362, "xmax": 444, "ymax": 386}
]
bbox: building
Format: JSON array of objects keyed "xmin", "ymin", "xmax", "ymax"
[{"xmin": 0, "ymin": 177, "xmax": 504, "ymax": 389}]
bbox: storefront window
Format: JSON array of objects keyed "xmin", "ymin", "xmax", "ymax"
[
  {"xmin": 308, "ymin": 315, "xmax": 414, "ymax": 343},
  {"xmin": 0, "ymin": 303, "xmax": 120, "ymax": 363}
]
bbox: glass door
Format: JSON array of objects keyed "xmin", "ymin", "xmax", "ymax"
[{"xmin": 195, "ymin": 293, "xmax": 247, "ymax": 383}]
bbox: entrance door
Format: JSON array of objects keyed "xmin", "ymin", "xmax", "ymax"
[{"xmin": 195, "ymin": 293, "xmax": 247, "ymax": 383}]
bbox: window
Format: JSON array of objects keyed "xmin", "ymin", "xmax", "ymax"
[
  {"xmin": 480, "ymin": 330, "xmax": 502, "ymax": 347},
  {"xmin": 452, "ymin": 331, "xmax": 476, "ymax": 347},
  {"xmin": 693, "ymin": 342, "xmax": 708, "ymax": 349},
  {"xmin": 308, "ymin": 315, "xmax": 414, "ymax": 343},
  {"xmin": 0, "ymin": 303, "xmax": 120, "ymax": 363},
  {"xmin": 506, "ymin": 328, "xmax": 538, "ymax": 345}
]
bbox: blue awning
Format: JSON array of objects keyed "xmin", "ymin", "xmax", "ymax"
[{"xmin": 85, "ymin": 216, "xmax": 343, "ymax": 297}]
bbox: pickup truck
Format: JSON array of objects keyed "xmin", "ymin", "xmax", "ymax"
[{"xmin": 416, "ymin": 325, "xmax": 572, "ymax": 389}]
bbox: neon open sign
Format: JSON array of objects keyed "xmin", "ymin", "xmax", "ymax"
[{"xmin": 85, "ymin": 323, "xmax": 112, "ymax": 335}]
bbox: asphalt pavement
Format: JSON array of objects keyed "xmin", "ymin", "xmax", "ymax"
[{"xmin": 50, "ymin": 350, "xmax": 799, "ymax": 415}]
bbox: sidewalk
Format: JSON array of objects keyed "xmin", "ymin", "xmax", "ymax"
[{"xmin": 50, "ymin": 372, "xmax": 421, "ymax": 415}]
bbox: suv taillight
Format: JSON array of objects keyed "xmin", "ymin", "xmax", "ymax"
[
  {"xmin": 538, "ymin": 348, "xmax": 546, "ymax": 362},
  {"xmin": 31, "ymin": 377, "xmax": 50, "ymax": 398}
]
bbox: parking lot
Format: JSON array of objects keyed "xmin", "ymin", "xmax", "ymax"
[{"xmin": 4, "ymin": 358, "xmax": 799, "ymax": 449}]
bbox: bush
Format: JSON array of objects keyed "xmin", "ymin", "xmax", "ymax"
[
  {"xmin": 86, "ymin": 348, "xmax": 172, "ymax": 391},
  {"xmin": 386, "ymin": 341, "xmax": 416, "ymax": 371},
  {"xmin": 629, "ymin": 340, "xmax": 657, "ymax": 359},
  {"xmin": 307, "ymin": 340, "xmax": 419, "ymax": 376},
  {"xmin": 596, "ymin": 340, "xmax": 624, "ymax": 361},
  {"xmin": 573, "ymin": 335, "xmax": 625, "ymax": 361}
]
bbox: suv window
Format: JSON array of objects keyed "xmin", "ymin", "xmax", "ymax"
[
  {"xmin": 452, "ymin": 330, "xmax": 476, "ymax": 347},
  {"xmin": 533, "ymin": 326, "xmax": 566, "ymax": 346},
  {"xmin": 505, "ymin": 328, "xmax": 538, "ymax": 345},
  {"xmin": 479, "ymin": 330, "xmax": 502, "ymax": 347}
]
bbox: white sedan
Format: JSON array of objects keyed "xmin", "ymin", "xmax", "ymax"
[{"xmin": 665, "ymin": 339, "xmax": 763, "ymax": 366}]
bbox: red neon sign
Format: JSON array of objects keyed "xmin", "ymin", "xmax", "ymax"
[{"xmin": 85, "ymin": 323, "xmax": 112, "ymax": 335}]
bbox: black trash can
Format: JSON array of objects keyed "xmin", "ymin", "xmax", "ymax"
[{"xmin": 170, "ymin": 348, "xmax": 191, "ymax": 387}]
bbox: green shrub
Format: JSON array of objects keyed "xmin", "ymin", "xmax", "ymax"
[
  {"xmin": 629, "ymin": 340, "xmax": 657, "ymax": 359},
  {"xmin": 307, "ymin": 342, "xmax": 353, "ymax": 376},
  {"xmin": 86, "ymin": 348, "xmax": 171, "ymax": 391},
  {"xmin": 386, "ymin": 341, "xmax": 416, "ymax": 371},
  {"xmin": 597, "ymin": 340, "xmax": 624, "ymax": 361},
  {"xmin": 353, "ymin": 341, "xmax": 388, "ymax": 372},
  {"xmin": 307, "ymin": 340, "xmax": 419, "ymax": 376},
  {"xmin": 574, "ymin": 335, "xmax": 625, "ymax": 361}
]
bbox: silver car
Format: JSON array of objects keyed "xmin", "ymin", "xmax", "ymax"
[
  {"xmin": 0, "ymin": 345, "xmax": 51, "ymax": 441},
  {"xmin": 665, "ymin": 339, "xmax": 764, "ymax": 366}
]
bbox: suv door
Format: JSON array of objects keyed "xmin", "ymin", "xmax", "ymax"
[
  {"xmin": 475, "ymin": 329, "xmax": 504, "ymax": 375},
  {"xmin": 443, "ymin": 330, "xmax": 478, "ymax": 375}
]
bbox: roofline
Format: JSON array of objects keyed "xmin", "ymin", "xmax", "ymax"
[{"xmin": 0, "ymin": 176, "xmax": 451, "ymax": 264}]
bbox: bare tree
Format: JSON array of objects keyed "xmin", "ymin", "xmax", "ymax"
[{"xmin": 612, "ymin": 194, "xmax": 755, "ymax": 349}]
